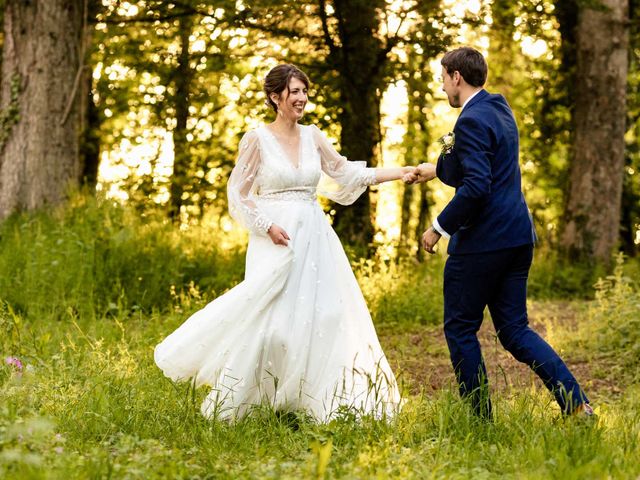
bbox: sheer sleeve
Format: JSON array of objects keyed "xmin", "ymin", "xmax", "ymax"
[
  {"xmin": 311, "ymin": 125, "xmax": 377, "ymax": 205},
  {"xmin": 227, "ymin": 130, "xmax": 273, "ymax": 235}
]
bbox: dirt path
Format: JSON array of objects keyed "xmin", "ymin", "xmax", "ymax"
[{"xmin": 380, "ymin": 301, "xmax": 621, "ymax": 401}]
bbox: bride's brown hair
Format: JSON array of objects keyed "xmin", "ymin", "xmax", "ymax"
[{"xmin": 264, "ymin": 64, "xmax": 309, "ymax": 113}]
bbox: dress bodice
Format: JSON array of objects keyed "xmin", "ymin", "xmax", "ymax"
[
  {"xmin": 227, "ymin": 123, "xmax": 377, "ymax": 235},
  {"xmin": 253, "ymin": 126, "xmax": 322, "ymax": 194}
]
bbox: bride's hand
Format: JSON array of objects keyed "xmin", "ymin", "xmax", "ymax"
[
  {"xmin": 267, "ymin": 224, "xmax": 291, "ymax": 246},
  {"xmin": 402, "ymin": 166, "xmax": 419, "ymax": 184}
]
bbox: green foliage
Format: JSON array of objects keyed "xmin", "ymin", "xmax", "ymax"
[
  {"xmin": 356, "ymin": 255, "xmax": 444, "ymax": 327},
  {"xmin": 1, "ymin": 199, "xmax": 640, "ymax": 477},
  {"xmin": 621, "ymin": 2, "xmax": 640, "ymax": 254},
  {"xmin": 94, "ymin": 1, "xmax": 254, "ymax": 219},
  {"xmin": 487, "ymin": 1, "xmax": 573, "ymax": 246},
  {"xmin": 581, "ymin": 254, "xmax": 640, "ymax": 379},
  {"xmin": 0, "ymin": 194, "xmax": 245, "ymax": 321},
  {"xmin": 528, "ymin": 249, "xmax": 607, "ymax": 299}
]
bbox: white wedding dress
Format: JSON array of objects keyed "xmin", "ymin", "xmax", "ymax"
[{"xmin": 154, "ymin": 124, "xmax": 402, "ymax": 422}]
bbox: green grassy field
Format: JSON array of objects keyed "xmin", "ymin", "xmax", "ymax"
[{"xmin": 1, "ymin": 198, "xmax": 639, "ymax": 479}]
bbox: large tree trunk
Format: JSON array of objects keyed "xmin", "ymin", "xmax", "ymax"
[
  {"xmin": 325, "ymin": 0, "xmax": 386, "ymax": 248},
  {"xmin": 169, "ymin": 15, "xmax": 193, "ymax": 220},
  {"xmin": 0, "ymin": 0, "xmax": 87, "ymax": 219},
  {"xmin": 334, "ymin": 80, "xmax": 381, "ymax": 247},
  {"xmin": 560, "ymin": 0, "xmax": 629, "ymax": 262}
]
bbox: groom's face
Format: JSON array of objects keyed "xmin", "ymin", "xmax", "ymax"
[{"xmin": 441, "ymin": 67, "xmax": 461, "ymax": 108}]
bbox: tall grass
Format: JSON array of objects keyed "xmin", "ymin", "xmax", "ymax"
[
  {"xmin": 1, "ymin": 197, "xmax": 640, "ymax": 478},
  {"xmin": 557, "ymin": 254, "xmax": 640, "ymax": 382},
  {"xmin": 0, "ymin": 195, "xmax": 245, "ymax": 322},
  {"xmin": 2, "ymin": 311, "xmax": 640, "ymax": 479}
]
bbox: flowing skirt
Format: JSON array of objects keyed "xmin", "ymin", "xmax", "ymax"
[{"xmin": 154, "ymin": 197, "xmax": 402, "ymax": 421}]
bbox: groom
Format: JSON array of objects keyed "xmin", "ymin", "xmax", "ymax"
[{"xmin": 405, "ymin": 47, "xmax": 592, "ymax": 418}]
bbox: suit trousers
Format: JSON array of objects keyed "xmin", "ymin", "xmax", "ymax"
[{"xmin": 443, "ymin": 244, "xmax": 588, "ymax": 417}]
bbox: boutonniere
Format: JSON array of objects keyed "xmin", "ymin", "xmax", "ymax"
[{"xmin": 438, "ymin": 132, "xmax": 455, "ymax": 155}]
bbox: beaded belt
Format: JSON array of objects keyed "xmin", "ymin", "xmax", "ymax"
[{"xmin": 257, "ymin": 187, "xmax": 317, "ymax": 202}]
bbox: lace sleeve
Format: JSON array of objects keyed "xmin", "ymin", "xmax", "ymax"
[
  {"xmin": 311, "ymin": 125, "xmax": 377, "ymax": 205},
  {"xmin": 227, "ymin": 130, "xmax": 273, "ymax": 235}
]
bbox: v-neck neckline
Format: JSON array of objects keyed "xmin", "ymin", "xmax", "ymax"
[{"xmin": 263, "ymin": 125, "xmax": 303, "ymax": 170}]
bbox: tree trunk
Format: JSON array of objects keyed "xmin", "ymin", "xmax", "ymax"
[
  {"xmin": 80, "ymin": 79, "xmax": 101, "ymax": 189},
  {"xmin": 326, "ymin": 0, "xmax": 385, "ymax": 248},
  {"xmin": 400, "ymin": 60, "xmax": 432, "ymax": 254},
  {"xmin": 0, "ymin": 0, "xmax": 87, "ymax": 219},
  {"xmin": 169, "ymin": 14, "xmax": 193, "ymax": 220},
  {"xmin": 80, "ymin": 0, "xmax": 102, "ymax": 189},
  {"xmin": 560, "ymin": 0, "xmax": 629, "ymax": 262}
]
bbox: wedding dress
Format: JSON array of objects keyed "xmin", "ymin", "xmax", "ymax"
[{"xmin": 154, "ymin": 124, "xmax": 402, "ymax": 422}]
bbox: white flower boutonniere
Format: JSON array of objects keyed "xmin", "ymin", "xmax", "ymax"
[{"xmin": 438, "ymin": 132, "xmax": 455, "ymax": 155}]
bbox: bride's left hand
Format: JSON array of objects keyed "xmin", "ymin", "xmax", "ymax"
[{"xmin": 267, "ymin": 224, "xmax": 291, "ymax": 246}]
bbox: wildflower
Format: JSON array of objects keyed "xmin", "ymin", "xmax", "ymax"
[{"xmin": 5, "ymin": 356, "xmax": 23, "ymax": 371}]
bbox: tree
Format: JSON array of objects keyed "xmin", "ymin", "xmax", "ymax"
[
  {"xmin": 559, "ymin": 0, "xmax": 630, "ymax": 262},
  {"xmin": 0, "ymin": 0, "xmax": 89, "ymax": 219},
  {"xmin": 620, "ymin": 0, "xmax": 640, "ymax": 256},
  {"xmin": 168, "ymin": 13, "xmax": 195, "ymax": 219},
  {"xmin": 237, "ymin": 0, "xmax": 449, "ymax": 248},
  {"xmin": 94, "ymin": 0, "xmax": 243, "ymax": 220},
  {"xmin": 398, "ymin": 53, "xmax": 433, "ymax": 258}
]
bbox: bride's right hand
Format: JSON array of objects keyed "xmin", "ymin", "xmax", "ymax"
[{"xmin": 267, "ymin": 224, "xmax": 291, "ymax": 246}]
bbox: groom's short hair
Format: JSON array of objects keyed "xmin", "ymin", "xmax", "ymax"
[{"xmin": 441, "ymin": 47, "xmax": 488, "ymax": 87}]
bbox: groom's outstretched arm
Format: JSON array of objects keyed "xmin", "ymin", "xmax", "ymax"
[{"xmin": 436, "ymin": 116, "xmax": 493, "ymax": 237}]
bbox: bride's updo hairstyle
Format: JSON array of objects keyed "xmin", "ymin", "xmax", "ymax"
[{"xmin": 264, "ymin": 64, "xmax": 309, "ymax": 113}]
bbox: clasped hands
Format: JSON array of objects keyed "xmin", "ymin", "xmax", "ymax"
[{"xmin": 401, "ymin": 163, "xmax": 436, "ymax": 185}]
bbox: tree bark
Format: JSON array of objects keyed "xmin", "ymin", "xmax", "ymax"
[
  {"xmin": 560, "ymin": 0, "xmax": 629, "ymax": 262},
  {"xmin": 0, "ymin": 0, "xmax": 87, "ymax": 219}
]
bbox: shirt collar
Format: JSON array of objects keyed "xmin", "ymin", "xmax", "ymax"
[{"xmin": 461, "ymin": 90, "xmax": 482, "ymax": 111}]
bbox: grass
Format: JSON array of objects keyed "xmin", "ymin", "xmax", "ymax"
[{"xmin": 1, "ymin": 197, "xmax": 640, "ymax": 479}]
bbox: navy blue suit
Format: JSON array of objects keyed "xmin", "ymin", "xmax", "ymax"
[{"xmin": 435, "ymin": 90, "xmax": 587, "ymax": 416}]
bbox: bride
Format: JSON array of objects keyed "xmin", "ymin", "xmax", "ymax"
[{"xmin": 155, "ymin": 64, "xmax": 412, "ymax": 422}]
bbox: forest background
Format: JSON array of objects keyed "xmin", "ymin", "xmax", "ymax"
[{"xmin": 1, "ymin": 1, "xmax": 640, "ymax": 478}]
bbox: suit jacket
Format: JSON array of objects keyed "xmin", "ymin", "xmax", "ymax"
[{"xmin": 436, "ymin": 89, "xmax": 536, "ymax": 255}]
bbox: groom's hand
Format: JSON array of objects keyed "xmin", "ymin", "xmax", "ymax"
[
  {"xmin": 401, "ymin": 166, "xmax": 419, "ymax": 184},
  {"xmin": 416, "ymin": 163, "xmax": 437, "ymax": 182},
  {"xmin": 421, "ymin": 226, "xmax": 441, "ymax": 254},
  {"xmin": 403, "ymin": 163, "xmax": 436, "ymax": 184}
]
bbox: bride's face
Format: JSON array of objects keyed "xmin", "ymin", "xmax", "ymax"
[{"xmin": 274, "ymin": 77, "xmax": 308, "ymax": 121}]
